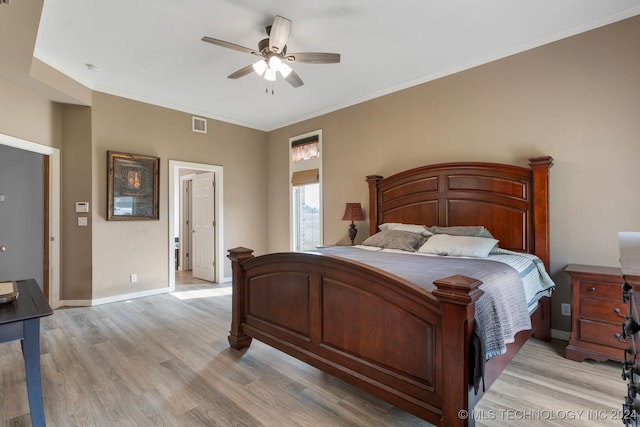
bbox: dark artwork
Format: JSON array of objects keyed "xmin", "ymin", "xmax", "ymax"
[{"xmin": 107, "ymin": 151, "xmax": 159, "ymax": 220}]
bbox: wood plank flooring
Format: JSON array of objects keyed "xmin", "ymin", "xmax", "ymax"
[{"xmin": 0, "ymin": 278, "xmax": 627, "ymax": 426}]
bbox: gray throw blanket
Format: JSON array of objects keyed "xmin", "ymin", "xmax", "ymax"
[{"xmin": 314, "ymin": 246, "xmax": 532, "ymax": 360}]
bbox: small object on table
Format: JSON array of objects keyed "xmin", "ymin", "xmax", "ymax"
[{"xmin": 0, "ymin": 281, "xmax": 19, "ymax": 304}]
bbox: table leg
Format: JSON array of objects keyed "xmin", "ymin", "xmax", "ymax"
[{"xmin": 22, "ymin": 318, "xmax": 45, "ymax": 427}]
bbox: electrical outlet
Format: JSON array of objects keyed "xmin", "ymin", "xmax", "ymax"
[
  {"xmin": 561, "ymin": 303, "xmax": 571, "ymax": 316},
  {"xmin": 130, "ymin": 273, "xmax": 138, "ymax": 283}
]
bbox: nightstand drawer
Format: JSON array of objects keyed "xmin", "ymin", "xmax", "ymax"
[
  {"xmin": 579, "ymin": 281, "xmax": 621, "ymax": 301},
  {"xmin": 580, "ymin": 298, "xmax": 628, "ymax": 324},
  {"xmin": 579, "ymin": 319, "xmax": 626, "ymax": 350}
]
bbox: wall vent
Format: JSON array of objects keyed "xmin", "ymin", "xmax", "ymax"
[{"xmin": 192, "ymin": 116, "xmax": 207, "ymax": 134}]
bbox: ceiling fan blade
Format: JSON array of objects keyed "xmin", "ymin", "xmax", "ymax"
[
  {"xmin": 285, "ymin": 69, "xmax": 304, "ymax": 88},
  {"xmin": 285, "ymin": 52, "xmax": 341, "ymax": 64},
  {"xmin": 227, "ymin": 64, "xmax": 255, "ymax": 79},
  {"xmin": 202, "ymin": 36, "xmax": 260, "ymax": 56},
  {"xmin": 269, "ymin": 15, "xmax": 291, "ymax": 54}
]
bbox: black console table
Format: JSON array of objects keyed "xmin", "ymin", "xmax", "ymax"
[{"xmin": 0, "ymin": 279, "xmax": 52, "ymax": 427}]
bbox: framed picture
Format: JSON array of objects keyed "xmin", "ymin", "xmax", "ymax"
[{"xmin": 107, "ymin": 151, "xmax": 160, "ymax": 220}]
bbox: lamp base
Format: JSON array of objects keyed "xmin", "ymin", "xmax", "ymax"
[{"xmin": 348, "ymin": 222, "xmax": 358, "ymax": 245}]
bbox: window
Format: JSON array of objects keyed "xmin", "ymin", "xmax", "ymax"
[{"xmin": 290, "ymin": 131, "xmax": 322, "ymax": 251}]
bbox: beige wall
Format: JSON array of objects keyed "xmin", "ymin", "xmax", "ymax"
[
  {"xmin": 267, "ymin": 15, "xmax": 640, "ymax": 332},
  {"xmin": 0, "ymin": 79, "xmax": 62, "ymax": 148},
  {"xmin": 61, "ymin": 105, "xmax": 93, "ymax": 300},
  {"xmin": 89, "ymin": 92, "xmax": 267, "ymax": 299},
  {"xmin": 0, "ymin": 84, "xmax": 267, "ymax": 301}
]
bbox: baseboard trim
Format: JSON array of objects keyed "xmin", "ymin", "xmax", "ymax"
[
  {"xmin": 57, "ymin": 287, "xmax": 172, "ymax": 308},
  {"xmin": 551, "ymin": 329, "xmax": 570, "ymax": 341},
  {"xmin": 56, "ymin": 299, "xmax": 92, "ymax": 307}
]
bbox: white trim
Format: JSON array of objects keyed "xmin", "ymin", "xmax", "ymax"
[
  {"xmin": 60, "ymin": 286, "xmax": 172, "ymax": 307},
  {"xmin": 169, "ymin": 160, "xmax": 224, "ymax": 286},
  {"xmin": 56, "ymin": 300, "xmax": 92, "ymax": 307},
  {"xmin": 0, "ymin": 133, "xmax": 61, "ymax": 308},
  {"xmin": 551, "ymin": 329, "xmax": 570, "ymax": 341},
  {"xmin": 289, "ymin": 129, "xmax": 323, "ymax": 251}
]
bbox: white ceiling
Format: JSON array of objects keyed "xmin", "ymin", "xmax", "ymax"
[{"xmin": 33, "ymin": 0, "xmax": 640, "ymax": 131}]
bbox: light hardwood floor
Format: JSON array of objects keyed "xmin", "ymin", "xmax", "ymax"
[{"xmin": 0, "ymin": 277, "xmax": 626, "ymax": 426}]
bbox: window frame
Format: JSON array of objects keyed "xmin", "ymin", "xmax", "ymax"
[{"xmin": 289, "ymin": 130, "xmax": 323, "ymax": 251}]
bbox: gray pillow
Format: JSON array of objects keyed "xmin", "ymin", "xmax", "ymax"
[
  {"xmin": 361, "ymin": 230, "xmax": 428, "ymax": 252},
  {"xmin": 428, "ymin": 225, "xmax": 494, "ymax": 239}
]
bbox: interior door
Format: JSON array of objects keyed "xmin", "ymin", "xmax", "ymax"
[
  {"xmin": 0, "ymin": 146, "xmax": 45, "ymax": 290},
  {"xmin": 191, "ymin": 171, "xmax": 215, "ymax": 282}
]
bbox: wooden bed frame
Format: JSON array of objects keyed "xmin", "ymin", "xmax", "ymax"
[{"xmin": 227, "ymin": 156, "xmax": 553, "ymax": 426}]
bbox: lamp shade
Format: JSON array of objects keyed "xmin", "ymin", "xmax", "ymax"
[
  {"xmin": 342, "ymin": 203, "xmax": 365, "ymax": 221},
  {"xmin": 252, "ymin": 59, "xmax": 268, "ymax": 76},
  {"xmin": 264, "ymin": 68, "xmax": 277, "ymax": 81},
  {"xmin": 279, "ymin": 62, "xmax": 293, "ymax": 78}
]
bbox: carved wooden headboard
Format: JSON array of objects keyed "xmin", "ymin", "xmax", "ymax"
[{"xmin": 366, "ymin": 156, "xmax": 553, "ymax": 269}]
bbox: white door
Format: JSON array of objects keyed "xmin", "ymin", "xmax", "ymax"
[
  {"xmin": 180, "ymin": 179, "xmax": 193, "ymax": 270},
  {"xmin": 191, "ymin": 172, "xmax": 215, "ymax": 281}
]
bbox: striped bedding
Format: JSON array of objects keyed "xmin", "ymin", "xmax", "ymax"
[{"xmin": 486, "ymin": 248, "xmax": 556, "ymax": 313}]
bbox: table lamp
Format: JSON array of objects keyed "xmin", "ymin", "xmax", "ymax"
[{"xmin": 342, "ymin": 202, "xmax": 365, "ymax": 245}]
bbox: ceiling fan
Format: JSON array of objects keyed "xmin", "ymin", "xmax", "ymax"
[{"xmin": 202, "ymin": 15, "xmax": 340, "ymax": 88}]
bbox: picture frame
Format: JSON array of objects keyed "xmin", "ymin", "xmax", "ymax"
[{"xmin": 107, "ymin": 151, "xmax": 160, "ymax": 221}]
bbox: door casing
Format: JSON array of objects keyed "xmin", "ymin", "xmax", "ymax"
[{"xmin": 169, "ymin": 160, "xmax": 223, "ymax": 288}]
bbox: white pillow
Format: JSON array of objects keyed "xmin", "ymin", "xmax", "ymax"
[
  {"xmin": 417, "ymin": 234, "xmax": 498, "ymax": 258},
  {"xmin": 378, "ymin": 223, "xmax": 433, "ymax": 237}
]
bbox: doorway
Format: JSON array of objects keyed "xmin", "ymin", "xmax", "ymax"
[
  {"xmin": 168, "ymin": 160, "xmax": 223, "ymax": 289},
  {"xmin": 0, "ymin": 133, "xmax": 60, "ymax": 307}
]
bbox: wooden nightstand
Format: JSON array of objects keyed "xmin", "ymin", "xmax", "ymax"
[{"xmin": 565, "ymin": 264, "xmax": 627, "ymax": 362}]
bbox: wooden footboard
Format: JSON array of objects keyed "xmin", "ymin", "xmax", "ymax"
[
  {"xmin": 228, "ymin": 247, "xmax": 485, "ymax": 426},
  {"xmin": 227, "ymin": 156, "xmax": 553, "ymax": 425}
]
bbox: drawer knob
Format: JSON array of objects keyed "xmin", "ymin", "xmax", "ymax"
[
  {"xmin": 588, "ymin": 287, "xmax": 596, "ymax": 292},
  {"xmin": 614, "ymin": 308, "xmax": 626, "ymax": 318},
  {"xmin": 616, "ymin": 333, "xmax": 627, "ymax": 343}
]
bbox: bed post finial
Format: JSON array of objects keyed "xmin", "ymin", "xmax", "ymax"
[
  {"xmin": 529, "ymin": 156, "xmax": 553, "ymax": 271},
  {"xmin": 227, "ymin": 247, "xmax": 255, "ymax": 349},
  {"xmin": 366, "ymin": 175, "xmax": 383, "ymax": 237}
]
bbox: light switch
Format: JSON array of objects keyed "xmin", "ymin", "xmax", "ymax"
[{"xmin": 78, "ymin": 217, "xmax": 88, "ymax": 226}]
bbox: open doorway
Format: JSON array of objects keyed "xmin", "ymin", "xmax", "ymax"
[
  {"xmin": 168, "ymin": 160, "xmax": 223, "ymax": 289},
  {"xmin": 0, "ymin": 133, "xmax": 60, "ymax": 307}
]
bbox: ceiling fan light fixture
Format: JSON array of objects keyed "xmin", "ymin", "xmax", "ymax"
[
  {"xmin": 279, "ymin": 62, "xmax": 292, "ymax": 78},
  {"xmin": 202, "ymin": 15, "xmax": 339, "ymax": 89},
  {"xmin": 264, "ymin": 68, "xmax": 277, "ymax": 81},
  {"xmin": 252, "ymin": 59, "xmax": 268, "ymax": 76},
  {"xmin": 268, "ymin": 55, "xmax": 283, "ymax": 72}
]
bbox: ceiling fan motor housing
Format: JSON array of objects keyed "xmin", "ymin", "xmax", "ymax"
[{"xmin": 258, "ymin": 38, "xmax": 286, "ymax": 55}]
